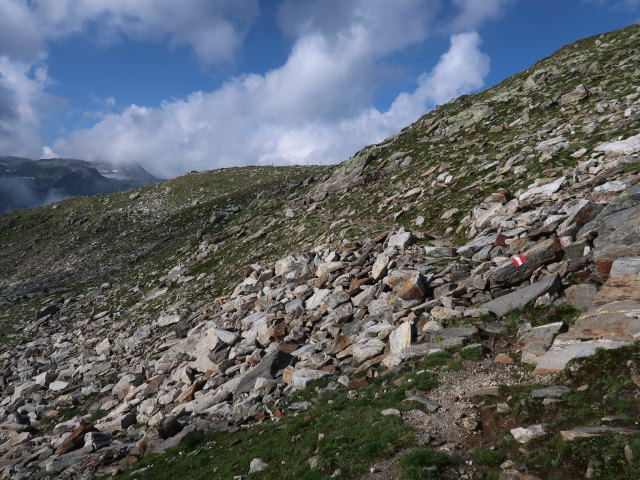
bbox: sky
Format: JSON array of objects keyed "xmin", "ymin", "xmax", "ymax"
[{"xmin": 0, "ymin": 1, "xmax": 639, "ymax": 179}]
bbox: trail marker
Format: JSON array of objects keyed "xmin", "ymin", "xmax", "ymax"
[{"xmin": 511, "ymin": 254, "xmax": 526, "ymax": 267}]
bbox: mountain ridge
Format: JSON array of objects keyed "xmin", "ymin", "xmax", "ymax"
[{"xmin": 0, "ymin": 156, "xmax": 162, "ymax": 214}]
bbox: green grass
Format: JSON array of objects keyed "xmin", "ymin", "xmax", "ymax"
[
  {"xmin": 475, "ymin": 343, "xmax": 640, "ymax": 479},
  {"xmin": 471, "ymin": 448, "xmax": 504, "ymax": 467},
  {"xmin": 505, "ymin": 304, "xmax": 580, "ymax": 335},
  {"xmin": 399, "ymin": 447, "xmax": 452, "ymax": 480},
  {"xmin": 118, "ymin": 359, "xmax": 446, "ymax": 480}
]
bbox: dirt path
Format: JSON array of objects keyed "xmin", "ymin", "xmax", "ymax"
[{"xmin": 361, "ymin": 357, "xmax": 530, "ymax": 479}]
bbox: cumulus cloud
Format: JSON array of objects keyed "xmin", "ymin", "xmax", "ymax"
[
  {"xmin": 1, "ymin": 0, "xmax": 494, "ymax": 177},
  {"xmin": 448, "ymin": 0, "xmax": 514, "ymax": 32},
  {"xmin": 0, "ymin": 0, "xmax": 259, "ymax": 65},
  {"xmin": 54, "ymin": 26, "xmax": 491, "ymax": 177},
  {"xmin": 0, "ymin": 56, "xmax": 51, "ymax": 157},
  {"xmin": 0, "ymin": 0, "xmax": 43, "ymax": 61}
]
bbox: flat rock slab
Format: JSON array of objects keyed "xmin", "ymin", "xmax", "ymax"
[
  {"xmin": 532, "ymin": 338, "xmax": 632, "ymax": 375},
  {"xmin": 561, "ymin": 300, "xmax": 640, "ymax": 341},
  {"xmin": 531, "ymin": 386, "xmax": 571, "ymax": 398},
  {"xmin": 595, "ymin": 256, "xmax": 640, "ymax": 304},
  {"xmin": 405, "ymin": 395, "xmax": 441, "ymax": 412},
  {"xmin": 593, "ymin": 204, "xmax": 640, "ymax": 278},
  {"xmin": 565, "ymin": 284, "xmax": 598, "ymax": 310},
  {"xmin": 519, "ymin": 322, "xmax": 567, "ymax": 365},
  {"xmin": 479, "ymin": 274, "xmax": 561, "ymax": 317},
  {"xmin": 560, "ymin": 426, "xmax": 638, "ymax": 441},
  {"xmin": 467, "ymin": 386, "xmax": 500, "ymax": 397}
]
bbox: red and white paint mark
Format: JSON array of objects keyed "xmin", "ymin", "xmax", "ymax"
[{"xmin": 511, "ymin": 254, "xmax": 527, "ymax": 267}]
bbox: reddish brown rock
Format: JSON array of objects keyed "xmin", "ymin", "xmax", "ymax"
[
  {"xmin": 55, "ymin": 424, "xmax": 96, "ymax": 454},
  {"xmin": 565, "ymin": 283, "xmax": 598, "ymax": 310},
  {"xmin": 347, "ymin": 377, "xmax": 368, "ymax": 389},
  {"xmin": 494, "ymin": 353, "xmax": 514, "ymax": 365}
]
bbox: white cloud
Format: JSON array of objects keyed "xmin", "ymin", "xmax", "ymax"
[
  {"xmin": 2, "ymin": 0, "xmax": 259, "ymax": 65},
  {"xmin": 42, "ymin": 146, "xmax": 60, "ymax": 158},
  {"xmin": 0, "ymin": 56, "xmax": 51, "ymax": 157},
  {"xmin": 449, "ymin": 0, "xmax": 514, "ymax": 32},
  {"xmin": 583, "ymin": 0, "xmax": 640, "ymax": 9},
  {"xmin": 1, "ymin": 0, "xmax": 493, "ymax": 176},
  {"xmin": 53, "ymin": 26, "xmax": 491, "ymax": 177},
  {"xmin": 0, "ymin": 0, "xmax": 43, "ymax": 60}
]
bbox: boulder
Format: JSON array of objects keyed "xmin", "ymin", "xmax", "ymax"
[
  {"xmin": 282, "ymin": 367, "xmax": 331, "ymax": 390},
  {"xmin": 593, "ymin": 204, "xmax": 640, "ymax": 278},
  {"xmin": 518, "ymin": 176, "xmax": 566, "ymax": 203},
  {"xmin": 565, "ymin": 284, "xmax": 598, "ymax": 310},
  {"xmin": 594, "ymin": 256, "xmax": 640, "ymax": 304},
  {"xmin": 388, "ymin": 231, "xmax": 415, "ymax": 249},
  {"xmin": 388, "ymin": 322, "xmax": 412, "ymax": 354},
  {"xmin": 510, "ymin": 424, "xmax": 546, "ymax": 443},
  {"xmin": 490, "ymin": 239, "xmax": 561, "ymax": 287},
  {"xmin": 234, "ymin": 350, "xmax": 294, "ymax": 395},
  {"xmin": 595, "ymin": 133, "xmax": 640, "ymax": 155},
  {"xmin": 479, "ymin": 274, "xmax": 561, "ymax": 317}
]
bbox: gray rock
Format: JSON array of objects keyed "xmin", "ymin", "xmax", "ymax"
[
  {"xmin": 565, "ymin": 284, "xmax": 598, "ymax": 310},
  {"xmin": 158, "ymin": 416, "xmax": 183, "ymax": 439},
  {"xmin": 83, "ymin": 431, "xmax": 112, "ymax": 451},
  {"xmin": 479, "ymin": 274, "xmax": 562, "ymax": 317},
  {"xmin": 388, "ymin": 231, "xmax": 415, "ymax": 249},
  {"xmin": 234, "ymin": 350, "xmax": 294, "ymax": 395},
  {"xmin": 560, "ymin": 426, "xmax": 638, "ymax": 441},
  {"xmin": 531, "ymin": 386, "xmax": 571, "ymax": 399},
  {"xmin": 406, "ymin": 394, "xmax": 440, "ymax": 412},
  {"xmin": 490, "ymin": 238, "xmax": 561, "ymax": 287}
]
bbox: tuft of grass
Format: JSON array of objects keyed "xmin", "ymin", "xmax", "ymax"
[
  {"xmin": 460, "ymin": 346, "xmax": 484, "ymax": 361},
  {"xmin": 471, "ymin": 448, "xmax": 504, "ymax": 467},
  {"xmin": 399, "ymin": 447, "xmax": 452, "ymax": 480}
]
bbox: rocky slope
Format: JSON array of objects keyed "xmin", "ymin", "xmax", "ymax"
[{"xmin": 0, "ymin": 23, "xmax": 639, "ymax": 480}]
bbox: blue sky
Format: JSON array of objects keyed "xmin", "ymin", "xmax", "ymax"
[{"xmin": 0, "ymin": 1, "xmax": 638, "ymax": 178}]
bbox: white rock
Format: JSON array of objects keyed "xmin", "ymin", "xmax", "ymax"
[
  {"xmin": 191, "ymin": 329, "xmax": 220, "ymax": 373},
  {"xmin": 511, "ymin": 424, "xmax": 546, "ymax": 443},
  {"xmin": 388, "ymin": 231, "xmax": 414, "ymax": 249},
  {"xmin": 250, "ymin": 458, "xmax": 268, "ymax": 473},
  {"xmin": 315, "ymin": 262, "xmax": 345, "ymax": 278},
  {"xmin": 49, "ymin": 381, "xmax": 69, "ymax": 392},
  {"xmin": 112, "ymin": 374, "xmax": 136, "ymax": 401},
  {"xmin": 157, "ymin": 314, "xmax": 181, "ymax": 327},
  {"xmin": 372, "ymin": 253, "xmax": 391, "ymax": 280},
  {"xmin": 95, "ymin": 338, "xmax": 111, "ymax": 356},
  {"xmin": 381, "ymin": 408, "xmax": 401, "ymax": 416},
  {"xmin": 595, "ymin": 133, "xmax": 640, "ymax": 155},
  {"xmin": 519, "ymin": 177, "xmax": 566, "ymax": 202},
  {"xmin": 389, "ymin": 322, "xmax": 412, "ymax": 354},
  {"xmin": 305, "ymin": 289, "xmax": 331, "ymax": 310},
  {"xmin": 352, "ymin": 338, "xmax": 386, "ymax": 362}
]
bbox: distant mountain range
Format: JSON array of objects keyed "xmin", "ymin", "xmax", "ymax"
[{"xmin": 0, "ymin": 156, "xmax": 163, "ymax": 214}]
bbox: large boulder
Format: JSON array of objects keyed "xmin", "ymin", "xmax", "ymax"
[{"xmin": 479, "ymin": 274, "xmax": 561, "ymax": 317}]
